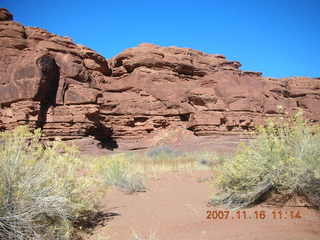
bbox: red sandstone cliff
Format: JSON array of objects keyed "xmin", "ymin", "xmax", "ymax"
[{"xmin": 0, "ymin": 9, "xmax": 319, "ymax": 148}]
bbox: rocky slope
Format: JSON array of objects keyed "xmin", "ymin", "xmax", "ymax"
[{"xmin": 0, "ymin": 9, "xmax": 319, "ymax": 149}]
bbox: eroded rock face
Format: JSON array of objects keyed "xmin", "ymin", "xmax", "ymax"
[
  {"xmin": 0, "ymin": 9, "xmax": 319, "ymax": 148},
  {"xmin": 0, "ymin": 8, "xmax": 13, "ymax": 21}
]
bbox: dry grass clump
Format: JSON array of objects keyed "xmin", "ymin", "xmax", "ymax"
[
  {"xmin": 92, "ymin": 154, "xmax": 146, "ymax": 193},
  {"xmin": 0, "ymin": 126, "xmax": 102, "ymax": 240},
  {"xmin": 140, "ymin": 146, "xmax": 221, "ymax": 173},
  {"xmin": 143, "ymin": 146, "xmax": 191, "ymax": 172},
  {"xmin": 211, "ymin": 110, "xmax": 320, "ymax": 209},
  {"xmin": 92, "ymin": 146, "xmax": 220, "ymax": 193}
]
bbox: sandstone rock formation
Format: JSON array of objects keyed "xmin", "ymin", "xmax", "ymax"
[
  {"xmin": 1, "ymin": 9, "xmax": 319, "ymax": 149},
  {"xmin": 0, "ymin": 8, "xmax": 13, "ymax": 21}
]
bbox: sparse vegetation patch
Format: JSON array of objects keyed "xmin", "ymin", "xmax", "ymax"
[
  {"xmin": 0, "ymin": 126, "xmax": 102, "ymax": 240},
  {"xmin": 94, "ymin": 154, "xmax": 146, "ymax": 193},
  {"xmin": 211, "ymin": 110, "xmax": 320, "ymax": 209}
]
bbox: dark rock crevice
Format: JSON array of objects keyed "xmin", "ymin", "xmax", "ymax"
[
  {"xmin": 34, "ymin": 55, "xmax": 60, "ymax": 129},
  {"xmin": 86, "ymin": 112, "xmax": 118, "ymax": 150},
  {"xmin": 179, "ymin": 113, "xmax": 190, "ymax": 122}
]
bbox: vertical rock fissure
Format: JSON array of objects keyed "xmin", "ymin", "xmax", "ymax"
[
  {"xmin": 34, "ymin": 55, "xmax": 60, "ymax": 129},
  {"xmin": 85, "ymin": 112, "xmax": 119, "ymax": 150}
]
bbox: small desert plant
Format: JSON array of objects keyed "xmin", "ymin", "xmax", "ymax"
[
  {"xmin": 143, "ymin": 146, "xmax": 195, "ymax": 172},
  {"xmin": 190, "ymin": 151, "xmax": 227, "ymax": 168},
  {"xmin": 94, "ymin": 154, "xmax": 145, "ymax": 193},
  {"xmin": 211, "ymin": 110, "xmax": 320, "ymax": 209},
  {"xmin": 146, "ymin": 146, "xmax": 226, "ymax": 171},
  {"xmin": 146, "ymin": 146, "xmax": 181, "ymax": 160},
  {"xmin": 0, "ymin": 126, "xmax": 101, "ymax": 240}
]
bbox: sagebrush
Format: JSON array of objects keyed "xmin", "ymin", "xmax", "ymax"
[
  {"xmin": 211, "ymin": 110, "xmax": 320, "ymax": 209},
  {"xmin": 92, "ymin": 154, "xmax": 146, "ymax": 193},
  {"xmin": 0, "ymin": 126, "xmax": 102, "ymax": 240}
]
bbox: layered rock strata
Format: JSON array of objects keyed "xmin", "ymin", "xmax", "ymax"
[{"xmin": 1, "ymin": 9, "xmax": 319, "ymax": 148}]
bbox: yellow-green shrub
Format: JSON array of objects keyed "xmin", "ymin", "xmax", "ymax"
[
  {"xmin": 0, "ymin": 126, "xmax": 101, "ymax": 240},
  {"xmin": 92, "ymin": 154, "xmax": 145, "ymax": 193},
  {"xmin": 211, "ymin": 110, "xmax": 320, "ymax": 208}
]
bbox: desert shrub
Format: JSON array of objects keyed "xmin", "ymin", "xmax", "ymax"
[
  {"xmin": 189, "ymin": 151, "xmax": 227, "ymax": 168},
  {"xmin": 211, "ymin": 110, "xmax": 320, "ymax": 209},
  {"xmin": 142, "ymin": 146, "xmax": 223, "ymax": 172},
  {"xmin": 0, "ymin": 126, "xmax": 101, "ymax": 240},
  {"xmin": 146, "ymin": 146, "xmax": 181, "ymax": 160},
  {"xmin": 94, "ymin": 154, "xmax": 145, "ymax": 193},
  {"xmin": 145, "ymin": 146, "xmax": 197, "ymax": 171}
]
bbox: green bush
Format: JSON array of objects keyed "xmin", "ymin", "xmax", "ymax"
[
  {"xmin": 211, "ymin": 110, "xmax": 320, "ymax": 209},
  {"xmin": 0, "ymin": 126, "xmax": 100, "ymax": 240}
]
